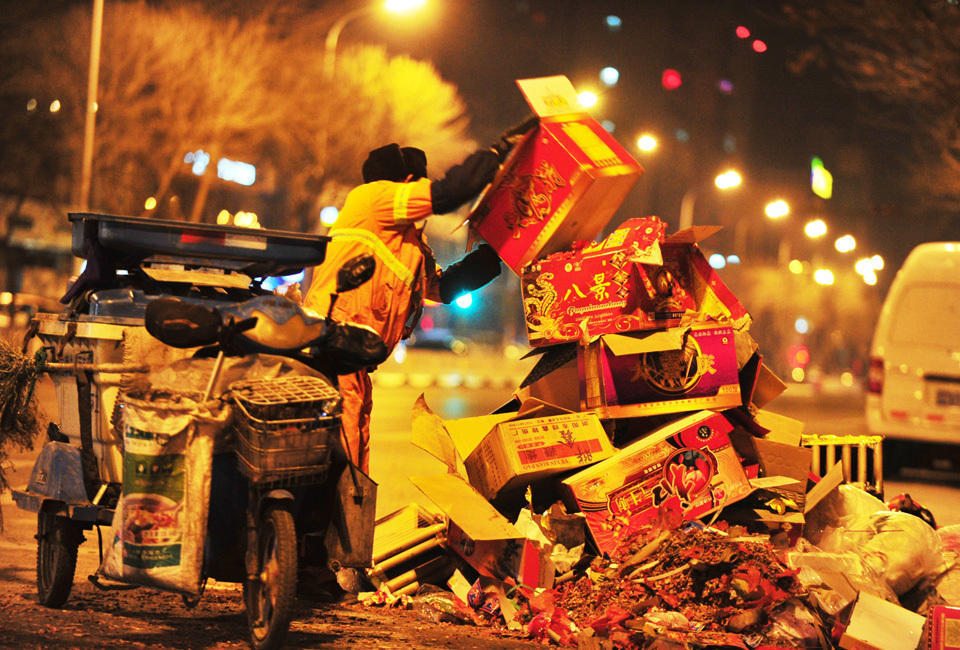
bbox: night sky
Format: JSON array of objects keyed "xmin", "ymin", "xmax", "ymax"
[{"xmin": 347, "ymin": 0, "xmax": 922, "ymax": 268}]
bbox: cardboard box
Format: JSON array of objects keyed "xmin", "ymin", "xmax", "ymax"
[
  {"xmin": 580, "ymin": 325, "xmax": 742, "ymax": 418},
  {"xmin": 469, "ymin": 75, "xmax": 643, "ymax": 274},
  {"xmin": 463, "ymin": 410, "xmax": 615, "ymax": 500},
  {"xmin": 657, "ymin": 227, "xmax": 750, "ymax": 327},
  {"xmin": 926, "ymin": 605, "xmax": 960, "ymax": 650},
  {"xmin": 408, "ymin": 473, "xmax": 544, "ymax": 587},
  {"xmin": 562, "ymin": 410, "xmax": 752, "ymax": 555},
  {"xmin": 839, "ymin": 592, "xmax": 926, "ymax": 650},
  {"xmin": 520, "ymin": 217, "xmax": 672, "ymax": 347},
  {"xmin": 409, "ymin": 395, "xmax": 613, "ymax": 586}
]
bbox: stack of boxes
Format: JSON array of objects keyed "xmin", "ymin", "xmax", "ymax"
[{"xmin": 412, "ymin": 75, "xmax": 804, "ymax": 578}]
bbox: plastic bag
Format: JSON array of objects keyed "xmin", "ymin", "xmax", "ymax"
[
  {"xmin": 815, "ymin": 510, "xmax": 941, "ymax": 595},
  {"xmin": 98, "ymin": 390, "xmax": 227, "ymax": 596},
  {"xmin": 803, "ymin": 483, "xmax": 887, "ymax": 549},
  {"xmin": 933, "ymin": 524, "xmax": 960, "ymax": 605}
]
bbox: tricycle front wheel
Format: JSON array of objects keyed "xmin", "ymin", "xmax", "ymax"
[
  {"xmin": 244, "ymin": 504, "xmax": 297, "ymax": 650},
  {"xmin": 36, "ymin": 512, "xmax": 83, "ymax": 608}
]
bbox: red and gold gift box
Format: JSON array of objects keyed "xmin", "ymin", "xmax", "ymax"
[
  {"xmin": 520, "ymin": 216, "xmax": 674, "ymax": 348},
  {"xmin": 468, "ymin": 76, "xmax": 643, "ymax": 275},
  {"xmin": 579, "ymin": 324, "xmax": 743, "ymax": 419},
  {"xmin": 562, "ymin": 410, "xmax": 752, "ymax": 555},
  {"xmin": 520, "ymin": 222, "xmax": 749, "ymax": 349}
]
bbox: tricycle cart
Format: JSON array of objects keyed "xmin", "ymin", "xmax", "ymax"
[{"xmin": 12, "ymin": 213, "xmax": 379, "ymax": 649}]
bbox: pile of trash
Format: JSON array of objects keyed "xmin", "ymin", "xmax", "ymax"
[{"xmin": 357, "ymin": 75, "xmax": 960, "ymax": 649}]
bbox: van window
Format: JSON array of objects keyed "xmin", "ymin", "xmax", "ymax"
[{"xmin": 888, "ymin": 283, "xmax": 959, "ymax": 347}]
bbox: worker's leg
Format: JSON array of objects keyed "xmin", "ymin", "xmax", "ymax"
[{"xmin": 338, "ymin": 370, "xmax": 373, "ymax": 473}]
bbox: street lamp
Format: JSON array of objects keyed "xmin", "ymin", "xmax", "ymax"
[
  {"xmin": 764, "ymin": 199, "xmax": 790, "ymax": 220},
  {"xmin": 323, "ymin": 0, "xmax": 426, "ymax": 81},
  {"xmin": 678, "ymin": 169, "xmax": 741, "ymax": 230}
]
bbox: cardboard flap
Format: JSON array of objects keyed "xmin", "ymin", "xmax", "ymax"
[
  {"xmin": 664, "ymin": 225, "xmax": 723, "ymax": 244},
  {"xmin": 444, "ymin": 413, "xmax": 518, "ymax": 460},
  {"xmin": 804, "ymin": 461, "xmax": 844, "ymax": 514},
  {"xmin": 516, "ymin": 75, "xmax": 586, "ymax": 118},
  {"xmin": 411, "ymin": 394, "xmax": 468, "ymax": 477},
  {"xmin": 752, "ymin": 363, "xmax": 789, "ymax": 408},
  {"xmin": 410, "ymin": 474, "xmax": 522, "ymax": 541},
  {"xmin": 601, "ymin": 328, "xmax": 686, "ymax": 356},
  {"xmin": 515, "ymin": 397, "xmax": 574, "ymax": 418},
  {"xmin": 754, "ymin": 409, "xmax": 805, "ymax": 446}
]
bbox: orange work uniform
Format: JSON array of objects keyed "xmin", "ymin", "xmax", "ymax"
[{"xmin": 303, "ymin": 178, "xmax": 442, "ymax": 472}]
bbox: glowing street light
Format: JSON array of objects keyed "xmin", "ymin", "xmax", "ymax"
[
  {"xmin": 813, "ymin": 268, "xmax": 835, "ymax": 285},
  {"xmin": 325, "ymin": 1, "xmax": 427, "ymax": 79},
  {"xmin": 834, "ymin": 234, "xmax": 856, "ymax": 253},
  {"xmin": 804, "ymin": 218, "xmax": 828, "ymax": 238},
  {"xmin": 636, "ymin": 134, "xmax": 658, "ymax": 152},
  {"xmin": 714, "ymin": 169, "xmax": 742, "ymax": 190},
  {"xmin": 577, "ymin": 90, "xmax": 599, "ymax": 108},
  {"xmin": 678, "ymin": 169, "xmax": 742, "ymax": 230},
  {"xmin": 764, "ymin": 199, "xmax": 790, "ymax": 220}
]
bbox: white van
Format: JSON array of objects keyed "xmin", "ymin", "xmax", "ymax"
[{"xmin": 866, "ymin": 242, "xmax": 960, "ymax": 459}]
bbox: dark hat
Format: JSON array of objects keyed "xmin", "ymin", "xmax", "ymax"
[
  {"xmin": 362, "ymin": 143, "xmax": 407, "ymax": 183},
  {"xmin": 401, "ymin": 147, "xmax": 427, "ymax": 180},
  {"xmin": 362, "ymin": 143, "xmax": 428, "ymax": 183}
]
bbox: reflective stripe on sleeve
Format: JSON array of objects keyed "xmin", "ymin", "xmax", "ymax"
[
  {"xmin": 329, "ymin": 228, "xmax": 415, "ymax": 288},
  {"xmin": 392, "ymin": 183, "xmax": 415, "ymax": 224}
]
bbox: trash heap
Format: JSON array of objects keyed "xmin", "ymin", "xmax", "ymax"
[{"xmin": 360, "ymin": 76, "xmax": 960, "ymax": 649}]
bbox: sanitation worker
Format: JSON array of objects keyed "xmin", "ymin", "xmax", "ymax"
[{"xmin": 303, "ymin": 119, "xmax": 536, "ymax": 474}]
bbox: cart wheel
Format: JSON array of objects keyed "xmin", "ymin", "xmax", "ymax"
[
  {"xmin": 36, "ymin": 512, "xmax": 83, "ymax": 608},
  {"xmin": 243, "ymin": 505, "xmax": 297, "ymax": 650}
]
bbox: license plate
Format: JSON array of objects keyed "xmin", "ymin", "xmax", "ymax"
[{"xmin": 934, "ymin": 387, "xmax": 960, "ymax": 407}]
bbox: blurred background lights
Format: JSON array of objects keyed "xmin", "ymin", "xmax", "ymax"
[
  {"xmin": 599, "ymin": 66, "xmax": 620, "ymax": 86},
  {"xmin": 714, "ymin": 169, "xmax": 742, "ymax": 190},
  {"xmin": 661, "ymin": 68, "xmax": 682, "ymax": 90},
  {"xmin": 735, "ymin": 25, "xmax": 750, "ymax": 38},
  {"xmin": 813, "ymin": 268, "xmax": 835, "ymax": 285},
  {"xmin": 49, "ymin": 99, "xmax": 61, "ymax": 113},
  {"xmin": 764, "ymin": 199, "xmax": 790, "ymax": 219},
  {"xmin": 863, "ymin": 270, "xmax": 878, "ymax": 285},
  {"xmin": 675, "ymin": 128, "xmax": 690, "ymax": 142},
  {"xmin": 601, "ymin": 120, "xmax": 615, "ymax": 133},
  {"xmin": 455, "ymin": 292, "xmax": 473, "ymax": 309},
  {"xmin": 26, "ymin": 98, "xmax": 37, "ymax": 112},
  {"xmin": 792, "ymin": 367, "xmax": 805, "ymax": 382},
  {"xmin": 577, "ymin": 90, "xmax": 598, "ymax": 108},
  {"xmin": 726, "ymin": 254, "xmax": 741, "ymax": 264},
  {"xmin": 636, "ymin": 134, "xmax": 658, "ymax": 152},
  {"xmin": 605, "ymin": 15, "xmax": 622, "ymax": 31},
  {"xmin": 144, "ymin": 196, "xmax": 157, "ymax": 211},
  {"xmin": 871, "ymin": 254, "xmax": 884, "ymax": 270},
  {"xmin": 216, "ymin": 209, "xmax": 231, "ymax": 225},
  {"xmin": 855, "ymin": 257, "xmax": 874, "ymax": 275},
  {"xmin": 385, "ymin": 0, "xmax": 425, "ymax": 13},
  {"xmin": 217, "ymin": 158, "xmax": 256, "ymax": 186},
  {"xmin": 319, "ymin": 206, "xmax": 339, "ymax": 226},
  {"xmin": 717, "ymin": 79, "xmax": 734, "ymax": 94},
  {"xmin": 752, "ymin": 39, "xmax": 768, "ymax": 53},
  {"xmin": 794, "ymin": 316, "xmax": 810, "ymax": 334},
  {"xmin": 708, "ymin": 253, "xmax": 727, "ymax": 269},
  {"xmin": 788, "ymin": 259, "xmax": 804, "ymax": 274},
  {"xmin": 805, "ymin": 218, "xmax": 827, "ymax": 238},
  {"xmin": 810, "ymin": 157, "xmax": 833, "ymax": 199},
  {"xmin": 834, "ymin": 234, "xmax": 856, "ymax": 253}
]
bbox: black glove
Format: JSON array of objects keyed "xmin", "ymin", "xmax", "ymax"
[
  {"xmin": 439, "ymin": 244, "xmax": 502, "ymax": 304},
  {"xmin": 490, "ymin": 114, "xmax": 539, "ymax": 162}
]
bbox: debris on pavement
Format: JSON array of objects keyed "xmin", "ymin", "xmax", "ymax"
[{"xmin": 356, "ymin": 75, "xmax": 955, "ymax": 649}]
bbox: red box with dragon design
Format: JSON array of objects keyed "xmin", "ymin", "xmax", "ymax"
[
  {"xmin": 468, "ymin": 76, "xmax": 643, "ymax": 274},
  {"xmin": 521, "ymin": 223, "xmax": 750, "ymax": 348},
  {"xmin": 561, "ymin": 410, "xmax": 752, "ymax": 555}
]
